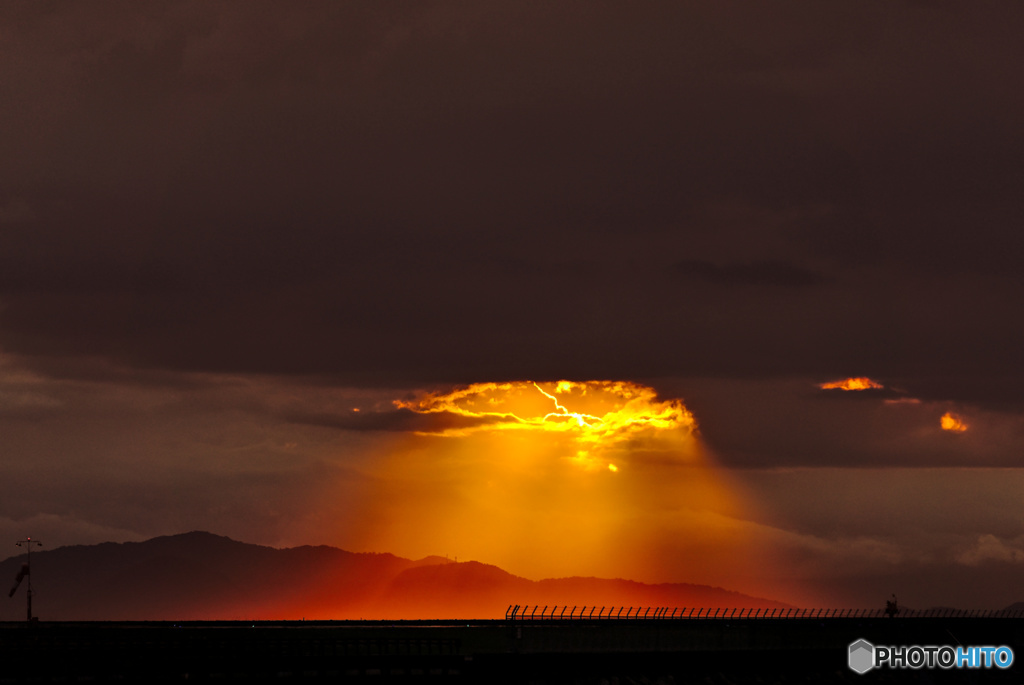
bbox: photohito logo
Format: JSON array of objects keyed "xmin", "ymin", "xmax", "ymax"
[{"xmin": 849, "ymin": 639, "xmax": 1014, "ymax": 673}]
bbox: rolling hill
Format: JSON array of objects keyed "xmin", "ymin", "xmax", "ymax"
[{"xmin": 1, "ymin": 532, "xmax": 789, "ymax": 620}]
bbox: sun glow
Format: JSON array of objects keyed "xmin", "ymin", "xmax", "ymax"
[
  {"xmin": 394, "ymin": 380, "xmax": 697, "ymax": 454},
  {"xmin": 340, "ymin": 381, "xmax": 774, "ymax": 599}
]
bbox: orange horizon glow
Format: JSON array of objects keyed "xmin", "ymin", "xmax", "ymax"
[{"xmin": 819, "ymin": 377, "xmax": 884, "ymax": 391}]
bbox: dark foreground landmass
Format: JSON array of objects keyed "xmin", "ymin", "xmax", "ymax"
[{"xmin": 2, "ymin": 616, "xmax": 1022, "ymax": 684}]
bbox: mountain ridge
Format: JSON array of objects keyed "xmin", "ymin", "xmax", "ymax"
[{"xmin": 2, "ymin": 531, "xmax": 789, "ymax": 621}]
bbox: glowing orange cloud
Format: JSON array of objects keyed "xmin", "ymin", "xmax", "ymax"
[
  {"xmin": 819, "ymin": 377, "xmax": 884, "ymax": 391},
  {"xmin": 339, "ymin": 381, "xmax": 778, "ymax": 603},
  {"xmin": 940, "ymin": 412, "xmax": 968, "ymax": 433},
  {"xmin": 393, "ymin": 380, "xmax": 697, "ymax": 468}
]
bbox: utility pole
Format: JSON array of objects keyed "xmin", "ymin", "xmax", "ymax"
[{"xmin": 13, "ymin": 538, "xmax": 42, "ymax": 622}]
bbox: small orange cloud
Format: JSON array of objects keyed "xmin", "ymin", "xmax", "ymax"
[
  {"xmin": 940, "ymin": 412, "xmax": 968, "ymax": 433},
  {"xmin": 819, "ymin": 377, "xmax": 884, "ymax": 391}
]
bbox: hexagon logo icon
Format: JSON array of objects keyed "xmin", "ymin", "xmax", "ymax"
[{"xmin": 848, "ymin": 639, "xmax": 875, "ymax": 674}]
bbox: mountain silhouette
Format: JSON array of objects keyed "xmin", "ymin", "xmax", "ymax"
[{"xmin": 1, "ymin": 532, "xmax": 788, "ymax": 620}]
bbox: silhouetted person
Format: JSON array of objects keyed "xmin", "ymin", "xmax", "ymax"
[{"xmin": 885, "ymin": 594, "xmax": 899, "ymax": 618}]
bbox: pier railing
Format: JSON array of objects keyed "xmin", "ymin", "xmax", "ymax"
[{"xmin": 504, "ymin": 605, "xmax": 1024, "ymax": 620}]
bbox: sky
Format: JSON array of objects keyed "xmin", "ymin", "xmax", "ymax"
[{"xmin": 2, "ymin": 0, "xmax": 1024, "ymax": 610}]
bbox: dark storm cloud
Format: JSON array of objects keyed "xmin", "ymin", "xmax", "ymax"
[
  {"xmin": 815, "ymin": 385, "xmax": 901, "ymax": 401},
  {"xmin": 671, "ymin": 260, "xmax": 826, "ymax": 288},
  {"xmin": 7, "ymin": 2, "xmax": 1024, "ymax": 612},
  {"xmin": 2, "ymin": 1, "xmax": 1024, "ymax": 404},
  {"xmin": 660, "ymin": 376, "xmax": 1024, "ymax": 469},
  {"xmin": 281, "ymin": 406, "xmax": 509, "ymax": 433},
  {"xmin": 894, "ymin": 376, "xmax": 1024, "ymax": 412}
]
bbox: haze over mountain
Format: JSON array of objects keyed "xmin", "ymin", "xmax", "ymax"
[{"xmin": 1, "ymin": 532, "xmax": 788, "ymax": 621}]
